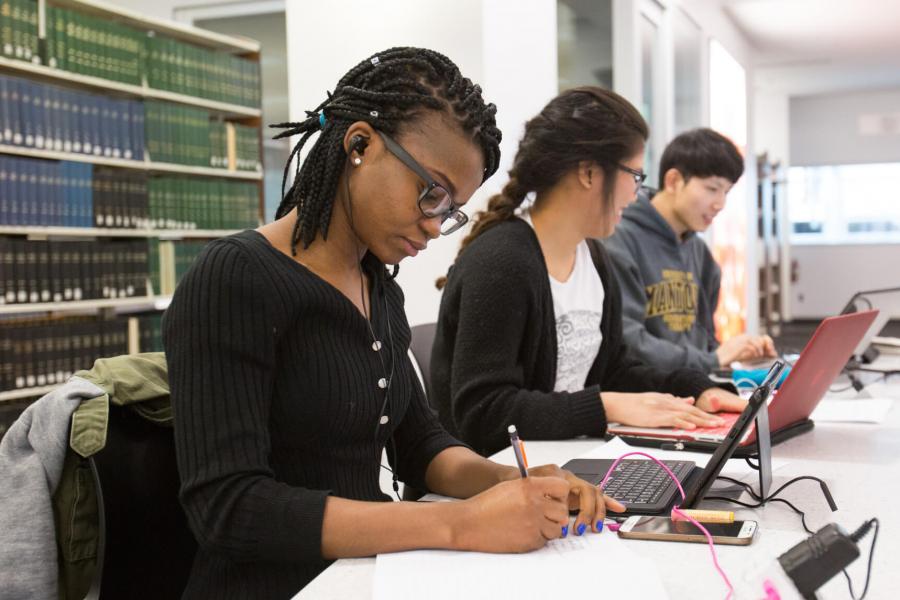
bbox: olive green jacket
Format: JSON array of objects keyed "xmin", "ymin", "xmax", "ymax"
[{"xmin": 0, "ymin": 352, "xmax": 171, "ymax": 600}]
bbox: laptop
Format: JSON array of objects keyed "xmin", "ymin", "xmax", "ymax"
[
  {"xmin": 840, "ymin": 287, "xmax": 900, "ymax": 364},
  {"xmin": 606, "ymin": 309, "xmax": 880, "ymax": 456},
  {"xmin": 562, "ymin": 362, "xmax": 784, "ymax": 516}
]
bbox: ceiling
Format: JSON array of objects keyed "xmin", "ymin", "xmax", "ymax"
[{"xmin": 723, "ymin": 0, "xmax": 900, "ymax": 96}]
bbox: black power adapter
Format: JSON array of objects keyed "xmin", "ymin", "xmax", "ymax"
[{"xmin": 779, "ymin": 523, "xmax": 860, "ymax": 597}]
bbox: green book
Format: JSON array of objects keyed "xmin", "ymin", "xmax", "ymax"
[
  {"xmin": 81, "ymin": 12, "xmax": 94, "ymax": 78},
  {"xmin": 11, "ymin": 0, "xmax": 23, "ymax": 60},
  {"xmin": 163, "ymin": 37, "xmax": 174, "ymax": 92},
  {"xmin": 1, "ymin": 0, "xmax": 12, "ymax": 58},
  {"xmin": 65, "ymin": 9, "xmax": 77, "ymax": 75},
  {"xmin": 73, "ymin": 10, "xmax": 86, "ymax": 77},
  {"xmin": 146, "ymin": 33, "xmax": 160, "ymax": 88},
  {"xmin": 24, "ymin": 0, "xmax": 36, "ymax": 63},
  {"xmin": 55, "ymin": 8, "xmax": 68, "ymax": 71},
  {"xmin": 105, "ymin": 20, "xmax": 118, "ymax": 82},
  {"xmin": 45, "ymin": 5, "xmax": 56, "ymax": 67}
]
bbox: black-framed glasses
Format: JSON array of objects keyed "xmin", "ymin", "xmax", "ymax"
[
  {"xmin": 376, "ymin": 131, "xmax": 468, "ymax": 235},
  {"xmin": 617, "ymin": 163, "xmax": 648, "ymax": 189}
]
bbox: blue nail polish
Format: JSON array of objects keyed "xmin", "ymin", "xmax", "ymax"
[
  {"xmin": 561, "ymin": 525, "xmax": 568, "ymax": 537},
  {"xmin": 576, "ymin": 523, "xmax": 586, "ymax": 536},
  {"xmin": 598, "ymin": 521, "xmax": 604, "ymax": 532}
]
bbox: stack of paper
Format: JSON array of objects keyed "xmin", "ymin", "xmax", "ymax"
[{"xmin": 373, "ymin": 528, "xmax": 668, "ymax": 600}]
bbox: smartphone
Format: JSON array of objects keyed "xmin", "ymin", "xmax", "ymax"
[{"xmin": 617, "ymin": 515, "xmax": 757, "ymax": 546}]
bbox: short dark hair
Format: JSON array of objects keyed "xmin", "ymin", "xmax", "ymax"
[
  {"xmin": 657, "ymin": 128, "xmax": 744, "ymax": 191},
  {"xmin": 270, "ymin": 47, "xmax": 502, "ymax": 254}
]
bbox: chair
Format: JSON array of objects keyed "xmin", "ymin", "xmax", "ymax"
[
  {"xmin": 87, "ymin": 403, "xmax": 197, "ymax": 599},
  {"xmin": 408, "ymin": 322, "xmax": 437, "ymax": 405},
  {"xmin": 402, "ymin": 323, "xmax": 438, "ymax": 501}
]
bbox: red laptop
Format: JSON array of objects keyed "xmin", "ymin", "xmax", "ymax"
[{"xmin": 609, "ymin": 309, "xmax": 880, "ymax": 455}]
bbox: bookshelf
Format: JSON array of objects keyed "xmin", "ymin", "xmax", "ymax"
[
  {"xmin": 0, "ymin": 294, "xmax": 171, "ymax": 315},
  {"xmin": 0, "ymin": 56, "xmax": 260, "ymax": 118},
  {"xmin": 0, "ymin": 384, "xmax": 56, "ymax": 402},
  {"xmin": 756, "ymin": 153, "xmax": 786, "ymax": 337},
  {"xmin": 0, "ymin": 0, "xmax": 263, "ymax": 406},
  {"xmin": 0, "ymin": 225, "xmax": 242, "ymax": 238},
  {"xmin": 0, "ymin": 144, "xmax": 262, "ymax": 178}
]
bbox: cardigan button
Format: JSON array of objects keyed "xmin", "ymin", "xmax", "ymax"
[
  {"xmin": 377, "ymin": 377, "xmax": 388, "ymax": 389},
  {"xmin": 379, "ymin": 415, "xmax": 389, "ymax": 425},
  {"xmin": 372, "ymin": 341, "xmax": 382, "ymax": 352}
]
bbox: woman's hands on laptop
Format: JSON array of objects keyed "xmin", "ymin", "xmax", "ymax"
[
  {"xmin": 695, "ymin": 388, "xmax": 747, "ymax": 414},
  {"xmin": 602, "ymin": 392, "xmax": 726, "ymax": 430}
]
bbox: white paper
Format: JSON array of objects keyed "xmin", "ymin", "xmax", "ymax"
[
  {"xmin": 811, "ymin": 398, "xmax": 893, "ymax": 423},
  {"xmin": 373, "ymin": 527, "xmax": 668, "ymax": 600}
]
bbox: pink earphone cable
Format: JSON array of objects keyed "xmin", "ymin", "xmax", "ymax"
[{"xmin": 599, "ymin": 451, "xmax": 734, "ymax": 599}]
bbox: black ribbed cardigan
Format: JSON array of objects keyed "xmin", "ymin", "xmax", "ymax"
[
  {"xmin": 163, "ymin": 230, "xmax": 460, "ymax": 598},
  {"xmin": 431, "ymin": 217, "xmax": 726, "ymax": 457}
]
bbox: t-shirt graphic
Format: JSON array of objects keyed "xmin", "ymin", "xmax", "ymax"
[
  {"xmin": 645, "ymin": 269, "xmax": 699, "ymax": 333},
  {"xmin": 555, "ymin": 310, "xmax": 602, "ymax": 392},
  {"xmin": 521, "ymin": 212, "xmax": 605, "ymax": 393}
]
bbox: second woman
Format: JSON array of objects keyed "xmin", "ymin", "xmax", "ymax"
[{"xmin": 431, "ymin": 87, "xmax": 745, "ymax": 456}]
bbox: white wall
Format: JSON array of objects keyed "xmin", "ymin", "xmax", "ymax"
[
  {"xmin": 754, "ymin": 91, "xmax": 790, "ymax": 165},
  {"xmin": 791, "ymin": 244, "xmax": 900, "ymax": 318},
  {"xmin": 285, "ymin": 0, "xmax": 558, "ymax": 327},
  {"xmin": 790, "ymin": 87, "xmax": 900, "ymax": 167}
]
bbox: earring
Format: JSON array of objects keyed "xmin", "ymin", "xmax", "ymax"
[{"xmin": 353, "ymin": 157, "xmax": 362, "ymax": 166}]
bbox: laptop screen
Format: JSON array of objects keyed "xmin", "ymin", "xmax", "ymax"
[
  {"xmin": 683, "ymin": 360, "xmax": 785, "ymax": 507},
  {"xmin": 841, "ymin": 287, "xmax": 900, "ymax": 359}
]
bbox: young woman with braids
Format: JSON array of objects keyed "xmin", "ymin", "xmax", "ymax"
[
  {"xmin": 163, "ymin": 49, "xmax": 623, "ymax": 598},
  {"xmin": 430, "ymin": 87, "xmax": 747, "ymax": 458}
]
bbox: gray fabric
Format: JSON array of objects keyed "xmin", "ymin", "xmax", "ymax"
[
  {"xmin": 0, "ymin": 377, "xmax": 105, "ymax": 600},
  {"xmin": 605, "ymin": 188, "xmax": 722, "ymax": 372}
]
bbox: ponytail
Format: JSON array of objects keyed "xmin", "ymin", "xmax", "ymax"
[{"xmin": 435, "ymin": 175, "xmax": 527, "ymax": 289}]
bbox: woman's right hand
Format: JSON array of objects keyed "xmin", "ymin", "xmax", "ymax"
[
  {"xmin": 602, "ymin": 391, "xmax": 725, "ymax": 430},
  {"xmin": 450, "ymin": 476, "xmax": 571, "ymax": 553}
]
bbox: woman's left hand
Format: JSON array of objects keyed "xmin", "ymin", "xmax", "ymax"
[
  {"xmin": 696, "ymin": 387, "xmax": 747, "ymax": 414},
  {"xmin": 525, "ymin": 464, "xmax": 626, "ymax": 535}
]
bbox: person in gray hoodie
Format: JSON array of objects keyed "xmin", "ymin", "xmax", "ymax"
[{"xmin": 605, "ymin": 128, "xmax": 775, "ymax": 372}]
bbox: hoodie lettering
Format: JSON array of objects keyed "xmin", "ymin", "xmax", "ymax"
[{"xmin": 645, "ymin": 270, "xmax": 699, "ymax": 332}]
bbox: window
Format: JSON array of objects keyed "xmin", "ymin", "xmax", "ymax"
[
  {"xmin": 789, "ymin": 162, "xmax": 900, "ymax": 243},
  {"xmin": 557, "ymin": 0, "xmax": 613, "ymax": 91},
  {"xmin": 673, "ymin": 9, "xmax": 702, "ymax": 135},
  {"xmin": 708, "ymin": 39, "xmax": 748, "ymax": 340}
]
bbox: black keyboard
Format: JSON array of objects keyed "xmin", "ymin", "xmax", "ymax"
[{"xmin": 598, "ymin": 459, "xmax": 694, "ymax": 507}]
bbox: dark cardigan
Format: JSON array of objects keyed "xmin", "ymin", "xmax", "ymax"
[
  {"xmin": 431, "ymin": 217, "xmax": 726, "ymax": 457},
  {"xmin": 164, "ymin": 231, "xmax": 460, "ymax": 598}
]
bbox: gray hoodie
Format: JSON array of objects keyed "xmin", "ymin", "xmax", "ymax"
[
  {"xmin": 0, "ymin": 376, "xmax": 104, "ymax": 600},
  {"xmin": 605, "ymin": 188, "xmax": 721, "ymax": 372}
]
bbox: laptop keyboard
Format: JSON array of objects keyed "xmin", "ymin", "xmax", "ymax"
[{"xmin": 599, "ymin": 460, "xmax": 694, "ymax": 507}]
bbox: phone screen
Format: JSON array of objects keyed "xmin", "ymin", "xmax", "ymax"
[{"xmin": 626, "ymin": 516, "xmax": 748, "ymax": 538}]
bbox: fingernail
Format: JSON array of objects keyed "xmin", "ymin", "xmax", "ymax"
[
  {"xmin": 562, "ymin": 525, "xmax": 568, "ymax": 537},
  {"xmin": 598, "ymin": 521, "xmax": 604, "ymax": 532},
  {"xmin": 576, "ymin": 523, "xmax": 586, "ymax": 536}
]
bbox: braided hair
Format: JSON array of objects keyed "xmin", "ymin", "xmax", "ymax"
[
  {"xmin": 270, "ymin": 47, "xmax": 502, "ymax": 255},
  {"xmin": 436, "ymin": 86, "xmax": 647, "ymax": 289}
]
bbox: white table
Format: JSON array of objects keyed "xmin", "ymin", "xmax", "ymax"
[{"xmin": 295, "ymin": 376, "xmax": 900, "ymax": 599}]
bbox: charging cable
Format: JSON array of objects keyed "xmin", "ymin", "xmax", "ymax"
[
  {"xmin": 599, "ymin": 452, "xmax": 734, "ymax": 597},
  {"xmin": 712, "ymin": 474, "xmax": 878, "ymax": 599}
]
